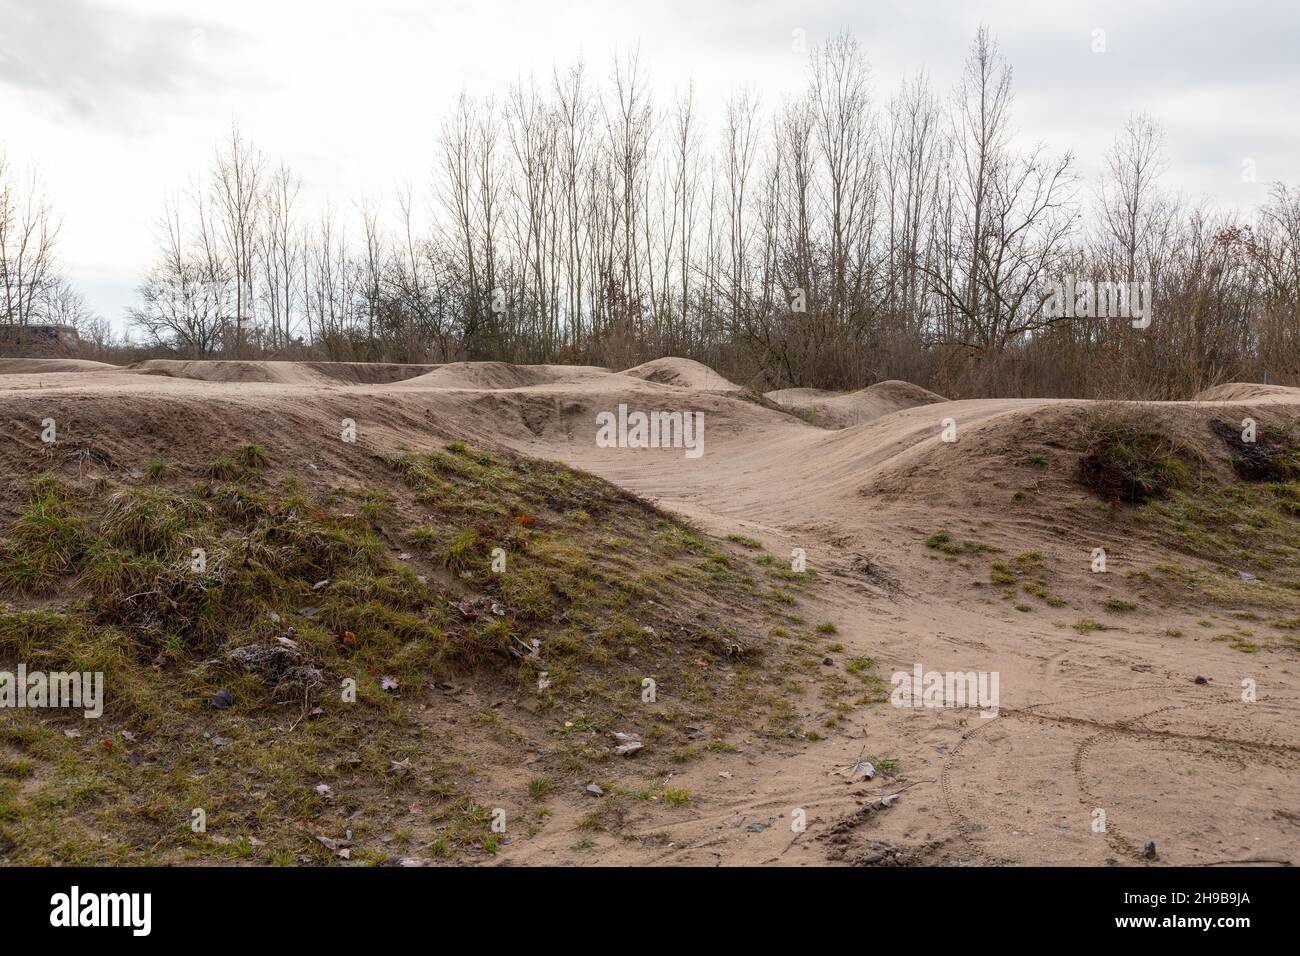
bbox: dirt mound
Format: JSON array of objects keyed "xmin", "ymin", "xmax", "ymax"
[
  {"xmin": 619, "ymin": 357, "xmax": 742, "ymax": 391},
  {"xmin": 398, "ymin": 361, "xmax": 611, "ymax": 390},
  {"xmin": 766, "ymin": 379, "xmax": 947, "ymax": 428},
  {"xmin": 868, "ymin": 379, "xmax": 948, "ymax": 407},
  {"xmin": 123, "ymin": 360, "xmax": 329, "ymax": 385},
  {"xmin": 301, "ymin": 361, "xmax": 438, "ymax": 384},
  {"xmin": 0, "ymin": 380, "xmax": 802, "ymax": 867},
  {"xmin": 861, "ymin": 399, "xmax": 1300, "ymax": 512},
  {"xmin": 1191, "ymin": 382, "xmax": 1300, "ymax": 402},
  {"xmin": 0, "ymin": 358, "xmax": 118, "ymax": 374}
]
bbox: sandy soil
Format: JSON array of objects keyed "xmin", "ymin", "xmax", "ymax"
[
  {"xmin": 766, "ymin": 380, "xmax": 948, "ymax": 429},
  {"xmin": 0, "ymin": 358, "xmax": 118, "ymax": 375},
  {"xmin": 2, "ymin": 357, "xmax": 1297, "ymax": 867}
]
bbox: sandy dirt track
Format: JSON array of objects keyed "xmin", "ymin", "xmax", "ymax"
[{"xmin": 2, "ymin": 357, "xmax": 1297, "ymax": 866}]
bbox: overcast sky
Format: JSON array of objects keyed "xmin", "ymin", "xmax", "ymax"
[{"xmin": 1, "ymin": 0, "xmax": 1297, "ymax": 329}]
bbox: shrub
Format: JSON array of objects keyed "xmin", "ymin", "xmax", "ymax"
[{"xmin": 1077, "ymin": 407, "xmax": 1197, "ymax": 502}]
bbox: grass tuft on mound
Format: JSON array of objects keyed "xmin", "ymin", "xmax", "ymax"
[{"xmin": 1077, "ymin": 406, "xmax": 1199, "ymax": 503}]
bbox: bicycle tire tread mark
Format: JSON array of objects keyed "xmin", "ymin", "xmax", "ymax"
[
  {"xmin": 1068, "ymin": 697, "xmax": 1300, "ymax": 863},
  {"xmin": 938, "ymin": 684, "xmax": 1287, "ymax": 864}
]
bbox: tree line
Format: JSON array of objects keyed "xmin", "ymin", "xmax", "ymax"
[{"xmin": 5, "ymin": 27, "xmax": 1298, "ymax": 399}]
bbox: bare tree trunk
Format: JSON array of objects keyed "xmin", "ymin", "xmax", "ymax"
[{"xmin": 211, "ymin": 123, "xmax": 264, "ymax": 356}]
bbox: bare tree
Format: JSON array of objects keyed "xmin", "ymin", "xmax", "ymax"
[
  {"xmin": 258, "ymin": 162, "xmax": 301, "ymax": 351},
  {"xmin": 0, "ymin": 151, "xmax": 61, "ymax": 328},
  {"xmin": 505, "ymin": 76, "xmax": 560, "ymax": 357},
  {"xmin": 389, "ymin": 181, "xmax": 459, "ymax": 360},
  {"xmin": 721, "ymin": 89, "xmax": 762, "ymax": 333},
  {"xmin": 604, "ymin": 50, "xmax": 655, "ymax": 342},
  {"xmin": 882, "ymin": 72, "xmax": 943, "ymax": 336},
  {"xmin": 303, "ymin": 205, "xmax": 351, "ymax": 356},
  {"xmin": 129, "ymin": 193, "xmax": 231, "ymax": 356},
  {"xmin": 809, "ymin": 31, "xmax": 876, "ymax": 324},
  {"xmin": 437, "ymin": 94, "xmax": 503, "ymax": 358},
  {"xmin": 664, "ymin": 83, "xmax": 702, "ymax": 353},
  {"xmin": 355, "ymin": 197, "xmax": 387, "ymax": 352},
  {"xmin": 1255, "ymin": 183, "xmax": 1300, "ymax": 380},
  {"xmin": 1097, "ymin": 112, "xmax": 1171, "ymax": 286},
  {"xmin": 552, "ymin": 61, "xmax": 596, "ymax": 351},
  {"xmin": 211, "ymin": 124, "xmax": 264, "ymax": 355},
  {"xmin": 932, "ymin": 26, "xmax": 1077, "ymax": 357}
]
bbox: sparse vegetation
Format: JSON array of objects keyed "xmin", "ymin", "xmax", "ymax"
[
  {"xmin": 924, "ymin": 530, "xmax": 996, "ymax": 558},
  {"xmin": 0, "ymin": 441, "xmax": 826, "ymax": 864}
]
